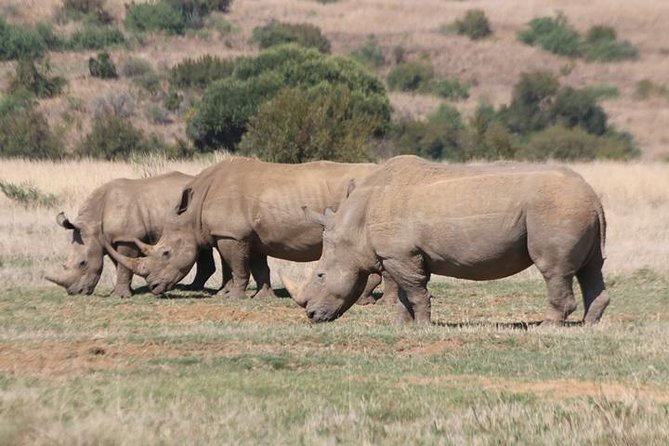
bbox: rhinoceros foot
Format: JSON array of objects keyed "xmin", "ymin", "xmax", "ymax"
[
  {"xmin": 253, "ymin": 286, "xmax": 278, "ymax": 299},
  {"xmin": 111, "ymin": 286, "xmax": 132, "ymax": 298},
  {"xmin": 217, "ymin": 287, "xmax": 249, "ymax": 300}
]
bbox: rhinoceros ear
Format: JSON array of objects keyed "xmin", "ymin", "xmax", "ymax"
[
  {"xmin": 56, "ymin": 212, "xmax": 79, "ymax": 231},
  {"xmin": 176, "ymin": 187, "xmax": 193, "ymax": 215}
]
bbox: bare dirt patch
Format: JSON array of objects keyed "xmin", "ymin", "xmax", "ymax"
[{"xmin": 154, "ymin": 301, "xmax": 304, "ymax": 325}]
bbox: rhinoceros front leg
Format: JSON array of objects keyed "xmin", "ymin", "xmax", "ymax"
[
  {"xmin": 376, "ymin": 271, "xmax": 399, "ymax": 306},
  {"xmin": 110, "ymin": 243, "xmax": 138, "ymax": 298},
  {"xmin": 215, "ymin": 238, "xmax": 250, "ymax": 299},
  {"xmin": 382, "ymin": 256, "xmax": 432, "ymax": 324},
  {"xmin": 186, "ymin": 248, "xmax": 216, "ymax": 290},
  {"xmin": 250, "ymin": 253, "xmax": 278, "ymax": 299}
]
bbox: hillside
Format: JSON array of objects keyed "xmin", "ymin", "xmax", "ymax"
[{"xmin": 1, "ymin": 0, "xmax": 668, "ymax": 159}]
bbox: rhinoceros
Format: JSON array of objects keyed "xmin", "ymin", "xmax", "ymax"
[
  {"xmin": 105, "ymin": 157, "xmax": 397, "ymax": 301},
  {"xmin": 285, "ymin": 155, "xmax": 610, "ymax": 325},
  {"xmin": 44, "ymin": 172, "xmax": 217, "ymax": 297}
]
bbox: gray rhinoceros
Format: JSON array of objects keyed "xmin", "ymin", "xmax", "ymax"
[
  {"xmin": 105, "ymin": 157, "xmax": 397, "ymax": 301},
  {"xmin": 285, "ymin": 155, "xmax": 610, "ymax": 325},
  {"xmin": 44, "ymin": 172, "xmax": 216, "ymax": 297}
]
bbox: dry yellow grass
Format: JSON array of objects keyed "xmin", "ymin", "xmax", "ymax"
[
  {"xmin": 1, "ymin": 0, "xmax": 668, "ymax": 158},
  {"xmin": 0, "ymin": 158, "xmax": 667, "ymax": 292}
]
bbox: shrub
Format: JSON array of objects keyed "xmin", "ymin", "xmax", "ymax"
[
  {"xmin": 453, "ymin": 9, "xmax": 492, "ymax": 40},
  {"xmin": 501, "ymin": 70, "xmax": 560, "ymax": 133},
  {"xmin": 121, "ymin": 57, "xmax": 153, "ymax": 77},
  {"xmin": 145, "ymin": 104, "xmax": 172, "ymax": 124},
  {"xmin": 516, "ymin": 125, "xmax": 637, "ymax": 161},
  {"xmin": 77, "ymin": 115, "xmax": 152, "ymax": 159},
  {"xmin": 240, "ymin": 85, "xmax": 380, "ymax": 162},
  {"xmin": 350, "ymin": 35, "xmax": 384, "ymax": 68},
  {"xmin": 169, "ymin": 54, "xmax": 235, "ymax": 90},
  {"xmin": 0, "ymin": 18, "xmax": 60, "ymax": 60},
  {"xmin": 390, "ymin": 104, "xmax": 466, "ymax": 160},
  {"xmin": 550, "ymin": 86, "xmax": 607, "ymax": 135},
  {"xmin": 462, "ymin": 102, "xmax": 518, "ymax": 159},
  {"xmin": 124, "ymin": 1, "xmax": 186, "ymax": 35},
  {"xmin": 67, "ymin": 24, "xmax": 125, "ymax": 50},
  {"xmin": 387, "ymin": 61, "xmax": 434, "ymax": 92},
  {"xmin": 0, "ymin": 94, "xmax": 63, "ymax": 159},
  {"xmin": 61, "ymin": 0, "xmax": 113, "ymax": 24},
  {"xmin": 188, "ymin": 44, "xmax": 390, "ymax": 151},
  {"xmin": 90, "ymin": 92, "xmax": 135, "ymax": 119},
  {"xmin": 8, "ymin": 58, "xmax": 66, "ymax": 98},
  {"xmin": 133, "ymin": 72, "xmax": 163, "ymax": 95},
  {"xmin": 0, "ymin": 180, "xmax": 60, "ymax": 208},
  {"xmin": 88, "ymin": 51, "xmax": 117, "ymax": 78},
  {"xmin": 431, "ymin": 78, "xmax": 469, "ymax": 100},
  {"xmin": 582, "ymin": 26, "xmax": 638, "ymax": 61},
  {"xmin": 634, "ymin": 79, "xmax": 669, "ymax": 100},
  {"xmin": 517, "ymin": 12, "xmax": 583, "ymax": 57},
  {"xmin": 251, "ymin": 21, "xmax": 331, "ymax": 53}
]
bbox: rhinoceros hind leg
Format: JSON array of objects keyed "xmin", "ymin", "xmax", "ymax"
[
  {"xmin": 541, "ymin": 274, "xmax": 578, "ymax": 323},
  {"xmin": 382, "ymin": 256, "xmax": 431, "ymax": 324},
  {"xmin": 111, "ymin": 243, "xmax": 137, "ymax": 298},
  {"xmin": 577, "ymin": 262, "xmax": 610, "ymax": 324}
]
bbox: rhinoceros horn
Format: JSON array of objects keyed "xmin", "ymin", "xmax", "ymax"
[
  {"xmin": 279, "ymin": 270, "xmax": 309, "ymax": 308},
  {"xmin": 104, "ymin": 240, "xmax": 149, "ymax": 277},
  {"xmin": 44, "ymin": 270, "xmax": 71, "ymax": 288}
]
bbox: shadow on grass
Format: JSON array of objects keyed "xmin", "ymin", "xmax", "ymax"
[
  {"xmin": 130, "ymin": 284, "xmax": 217, "ymax": 299},
  {"xmin": 434, "ymin": 320, "xmax": 584, "ymax": 330}
]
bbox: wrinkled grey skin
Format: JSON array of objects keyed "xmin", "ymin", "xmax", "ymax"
[
  {"xmin": 106, "ymin": 157, "xmax": 398, "ymax": 302},
  {"xmin": 44, "ymin": 172, "xmax": 216, "ymax": 297},
  {"xmin": 290, "ymin": 155, "xmax": 610, "ymax": 325}
]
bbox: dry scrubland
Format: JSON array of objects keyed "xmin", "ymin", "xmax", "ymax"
[{"xmin": 2, "ymin": 0, "xmax": 669, "ymax": 443}]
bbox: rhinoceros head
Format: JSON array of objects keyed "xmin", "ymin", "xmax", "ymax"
[
  {"xmin": 286, "ymin": 208, "xmax": 371, "ymax": 323},
  {"xmin": 106, "ymin": 222, "xmax": 199, "ymax": 295},
  {"xmin": 44, "ymin": 212, "xmax": 104, "ymax": 295}
]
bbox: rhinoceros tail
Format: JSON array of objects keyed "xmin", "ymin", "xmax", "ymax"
[{"xmin": 596, "ymin": 201, "xmax": 607, "ymax": 261}]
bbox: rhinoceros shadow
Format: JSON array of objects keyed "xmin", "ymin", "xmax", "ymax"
[
  {"xmin": 433, "ymin": 320, "xmax": 584, "ymax": 330},
  {"xmin": 129, "ymin": 284, "xmax": 217, "ymax": 299}
]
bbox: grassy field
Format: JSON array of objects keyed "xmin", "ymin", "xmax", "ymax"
[{"xmin": 1, "ymin": 272, "xmax": 668, "ymax": 444}]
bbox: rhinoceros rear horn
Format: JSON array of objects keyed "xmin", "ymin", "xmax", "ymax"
[{"xmin": 56, "ymin": 212, "xmax": 78, "ymax": 230}]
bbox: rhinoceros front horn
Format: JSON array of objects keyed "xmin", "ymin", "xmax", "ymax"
[
  {"xmin": 44, "ymin": 270, "xmax": 70, "ymax": 288},
  {"xmin": 104, "ymin": 240, "xmax": 149, "ymax": 277},
  {"xmin": 279, "ymin": 271, "xmax": 308, "ymax": 308}
]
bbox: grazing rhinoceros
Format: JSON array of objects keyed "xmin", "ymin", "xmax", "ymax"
[
  {"xmin": 285, "ymin": 155, "xmax": 610, "ymax": 325},
  {"xmin": 105, "ymin": 157, "xmax": 397, "ymax": 301},
  {"xmin": 44, "ymin": 172, "xmax": 217, "ymax": 297}
]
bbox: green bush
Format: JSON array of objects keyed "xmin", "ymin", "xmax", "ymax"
[
  {"xmin": 124, "ymin": 1, "xmax": 186, "ymax": 35},
  {"xmin": 77, "ymin": 115, "xmax": 154, "ymax": 159},
  {"xmin": 582, "ymin": 26, "xmax": 638, "ymax": 61},
  {"xmin": 67, "ymin": 24, "xmax": 125, "ymax": 50},
  {"xmin": 390, "ymin": 104, "xmax": 466, "ymax": 160},
  {"xmin": 121, "ymin": 57, "xmax": 153, "ymax": 77},
  {"xmin": 60, "ymin": 0, "xmax": 113, "ymax": 24},
  {"xmin": 387, "ymin": 61, "xmax": 434, "ymax": 92},
  {"xmin": 517, "ymin": 13, "xmax": 583, "ymax": 57},
  {"xmin": 0, "ymin": 18, "xmax": 63, "ymax": 60},
  {"xmin": 188, "ymin": 44, "xmax": 390, "ymax": 151},
  {"xmin": 251, "ymin": 21, "xmax": 331, "ymax": 53},
  {"xmin": 634, "ymin": 79, "xmax": 669, "ymax": 100},
  {"xmin": 0, "ymin": 180, "xmax": 60, "ymax": 208},
  {"xmin": 8, "ymin": 58, "xmax": 66, "ymax": 98},
  {"xmin": 517, "ymin": 125, "xmax": 637, "ymax": 161},
  {"xmin": 132, "ymin": 72, "xmax": 163, "ymax": 95},
  {"xmin": 462, "ymin": 102, "xmax": 518, "ymax": 159},
  {"xmin": 0, "ymin": 94, "xmax": 63, "ymax": 159},
  {"xmin": 88, "ymin": 51, "xmax": 117, "ymax": 78},
  {"xmin": 501, "ymin": 70, "xmax": 560, "ymax": 133},
  {"xmin": 169, "ymin": 54, "xmax": 235, "ymax": 90},
  {"xmin": 550, "ymin": 86, "xmax": 607, "ymax": 135},
  {"xmin": 350, "ymin": 35, "xmax": 384, "ymax": 68},
  {"xmin": 431, "ymin": 78, "xmax": 469, "ymax": 100},
  {"xmin": 453, "ymin": 9, "xmax": 492, "ymax": 40},
  {"xmin": 240, "ymin": 85, "xmax": 380, "ymax": 162}
]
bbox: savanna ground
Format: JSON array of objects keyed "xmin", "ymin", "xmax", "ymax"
[
  {"xmin": 2, "ymin": 0, "xmax": 669, "ymax": 443},
  {"xmin": 1, "ymin": 159, "xmax": 669, "ymax": 444}
]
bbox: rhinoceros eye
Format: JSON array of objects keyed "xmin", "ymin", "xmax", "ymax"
[
  {"xmin": 78, "ymin": 260, "xmax": 87, "ymax": 269},
  {"xmin": 316, "ymin": 272, "xmax": 325, "ymax": 280},
  {"xmin": 162, "ymin": 250, "xmax": 170, "ymax": 258}
]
